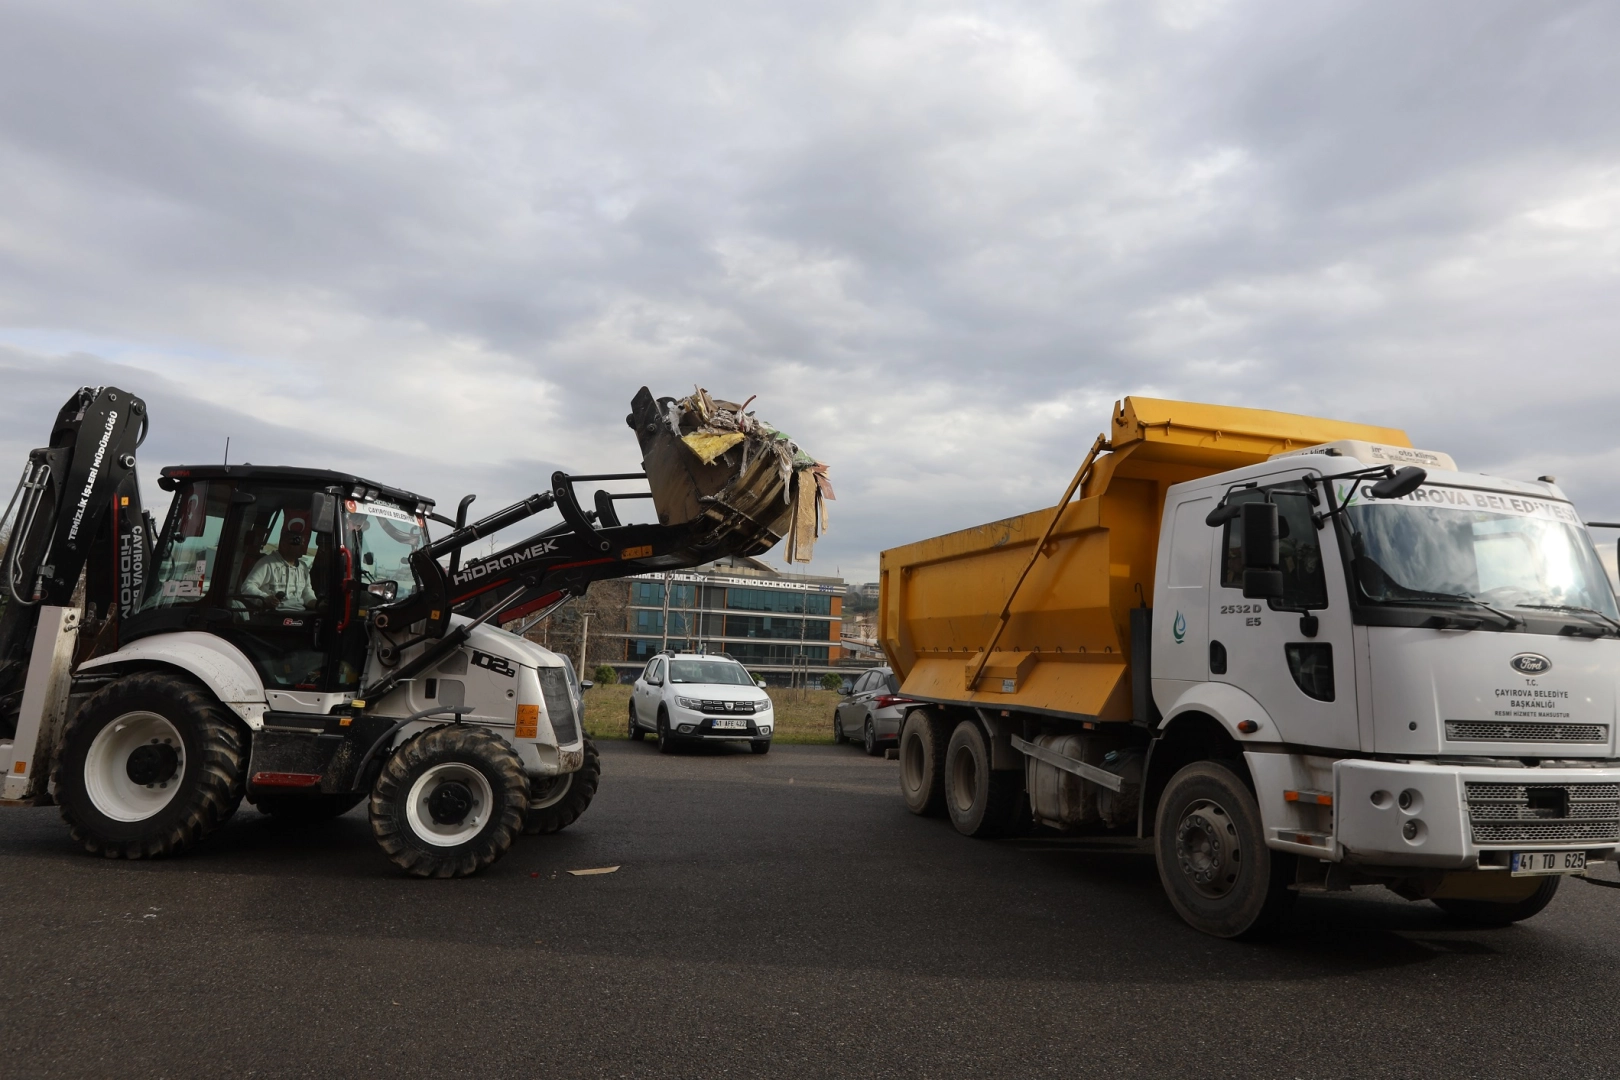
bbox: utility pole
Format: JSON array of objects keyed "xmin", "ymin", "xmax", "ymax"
[{"xmin": 579, "ymin": 611, "xmax": 593, "ymax": 677}]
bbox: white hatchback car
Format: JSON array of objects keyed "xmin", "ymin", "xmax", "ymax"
[{"xmin": 629, "ymin": 652, "xmax": 775, "ymax": 755}]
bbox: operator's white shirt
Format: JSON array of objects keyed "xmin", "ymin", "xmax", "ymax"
[{"xmin": 241, "ymin": 554, "xmax": 316, "ymax": 611}]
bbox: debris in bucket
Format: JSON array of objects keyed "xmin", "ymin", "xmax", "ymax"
[{"xmin": 629, "ymin": 386, "xmax": 832, "ymax": 563}]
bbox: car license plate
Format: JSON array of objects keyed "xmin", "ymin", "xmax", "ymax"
[
  {"xmin": 711, "ymin": 718, "xmax": 747, "ymax": 730},
  {"xmin": 1510, "ymin": 851, "xmax": 1587, "ymax": 876}
]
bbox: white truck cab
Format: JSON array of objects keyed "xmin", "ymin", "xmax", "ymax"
[{"xmin": 1153, "ymin": 442, "xmax": 1620, "ymax": 879}]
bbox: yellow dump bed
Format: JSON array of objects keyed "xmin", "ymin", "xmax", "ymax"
[{"xmin": 878, "ymin": 397, "xmax": 1411, "ymax": 721}]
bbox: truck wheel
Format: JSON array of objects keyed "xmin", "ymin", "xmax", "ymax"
[
  {"xmin": 1154, "ymin": 761, "xmax": 1296, "ymax": 939},
  {"xmin": 369, "ymin": 725, "xmax": 527, "ymax": 878},
  {"xmin": 55, "ymin": 671, "xmax": 246, "ymax": 859},
  {"xmin": 628, "ymin": 705, "xmax": 645, "ymax": 741},
  {"xmin": 1433, "ymin": 876, "xmax": 1560, "ymax": 926},
  {"xmin": 524, "ymin": 738, "xmax": 600, "ymax": 835},
  {"xmin": 899, "ymin": 709, "xmax": 949, "ymax": 817},
  {"xmin": 833, "ymin": 714, "xmax": 847, "ymax": 744},
  {"xmin": 944, "ymin": 720, "xmax": 1021, "ymax": 837},
  {"xmin": 252, "ymin": 792, "xmax": 365, "ymax": 824}
]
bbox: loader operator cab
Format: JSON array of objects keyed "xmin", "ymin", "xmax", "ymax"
[{"xmin": 129, "ymin": 465, "xmax": 433, "ymax": 695}]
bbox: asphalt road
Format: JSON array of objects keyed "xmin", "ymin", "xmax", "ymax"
[{"xmin": 4, "ymin": 740, "xmax": 1620, "ymax": 1079}]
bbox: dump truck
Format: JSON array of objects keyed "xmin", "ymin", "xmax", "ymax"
[{"xmin": 881, "ymin": 397, "xmax": 1620, "ymax": 937}]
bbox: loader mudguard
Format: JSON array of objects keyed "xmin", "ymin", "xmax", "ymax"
[{"xmin": 76, "ymin": 632, "xmax": 267, "ymax": 726}]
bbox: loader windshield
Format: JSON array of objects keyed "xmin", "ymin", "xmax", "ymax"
[
  {"xmin": 1340, "ymin": 482, "xmax": 1619, "ymax": 621},
  {"xmin": 344, "ymin": 498, "xmax": 428, "ymax": 603}
]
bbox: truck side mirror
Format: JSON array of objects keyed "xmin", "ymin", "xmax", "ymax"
[
  {"xmin": 1240, "ymin": 502, "xmax": 1285, "ymax": 600},
  {"xmin": 1369, "ymin": 466, "xmax": 1426, "ymax": 500}
]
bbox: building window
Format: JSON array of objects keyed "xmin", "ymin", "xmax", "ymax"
[
  {"xmin": 724, "ymin": 587, "xmax": 832, "ymax": 616},
  {"xmin": 724, "ymin": 642, "xmax": 830, "ymax": 664},
  {"xmin": 722, "ymin": 615, "xmax": 834, "ymax": 641}
]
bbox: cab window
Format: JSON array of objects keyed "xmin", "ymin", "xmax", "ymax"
[
  {"xmin": 343, "ymin": 499, "xmax": 428, "ymax": 603},
  {"xmin": 1219, "ymin": 484, "xmax": 1328, "ymax": 610},
  {"xmin": 143, "ymin": 480, "xmax": 232, "ymax": 611}
]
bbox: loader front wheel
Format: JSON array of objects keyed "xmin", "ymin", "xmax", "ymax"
[
  {"xmin": 55, "ymin": 671, "xmax": 246, "ymax": 859},
  {"xmin": 523, "ymin": 738, "xmax": 600, "ymax": 835},
  {"xmin": 370, "ymin": 725, "xmax": 527, "ymax": 878}
]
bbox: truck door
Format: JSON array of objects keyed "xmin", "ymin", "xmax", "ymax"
[{"xmin": 1209, "ymin": 477, "xmax": 1359, "ymax": 752}]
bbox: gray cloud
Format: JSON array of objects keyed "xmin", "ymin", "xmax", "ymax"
[{"xmin": 3, "ymin": 0, "xmax": 1620, "ymax": 587}]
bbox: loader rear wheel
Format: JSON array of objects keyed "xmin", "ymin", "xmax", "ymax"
[
  {"xmin": 253, "ymin": 792, "xmax": 365, "ymax": 824},
  {"xmin": 1154, "ymin": 761, "xmax": 1296, "ymax": 939},
  {"xmin": 899, "ymin": 709, "xmax": 949, "ymax": 817},
  {"xmin": 369, "ymin": 725, "xmax": 527, "ymax": 878},
  {"xmin": 524, "ymin": 738, "xmax": 600, "ymax": 835},
  {"xmin": 55, "ymin": 671, "xmax": 246, "ymax": 859},
  {"xmin": 944, "ymin": 720, "xmax": 1021, "ymax": 837},
  {"xmin": 1433, "ymin": 876, "xmax": 1560, "ymax": 926}
]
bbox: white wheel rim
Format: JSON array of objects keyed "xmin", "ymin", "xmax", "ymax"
[
  {"xmin": 529, "ymin": 772, "xmax": 573, "ymax": 810},
  {"xmin": 84, "ymin": 710, "xmax": 186, "ymax": 823},
  {"xmin": 405, "ymin": 761, "xmax": 494, "ymax": 847}
]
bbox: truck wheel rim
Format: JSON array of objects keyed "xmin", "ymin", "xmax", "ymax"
[
  {"xmin": 1175, "ymin": 799, "xmax": 1240, "ymax": 899},
  {"xmin": 84, "ymin": 711, "xmax": 185, "ymax": 822},
  {"xmin": 529, "ymin": 772, "xmax": 573, "ymax": 810},
  {"xmin": 949, "ymin": 745, "xmax": 978, "ymax": 814},
  {"xmin": 406, "ymin": 762, "xmax": 493, "ymax": 846}
]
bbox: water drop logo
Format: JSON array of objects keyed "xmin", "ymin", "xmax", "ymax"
[{"xmin": 1172, "ymin": 611, "xmax": 1187, "ymax": 644}]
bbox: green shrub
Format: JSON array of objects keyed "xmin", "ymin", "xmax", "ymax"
[
  {"xmin": 592, "ymin": 664, "xmax": 619, "ymax": 686},
  {"xmin": 819, "ymin": 672, "xmax": 843, "ymax": 691}
]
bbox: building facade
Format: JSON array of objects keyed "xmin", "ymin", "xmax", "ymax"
[{"xmin": 600, "ymin": 559, "xmax": 846, "ymax": 686}]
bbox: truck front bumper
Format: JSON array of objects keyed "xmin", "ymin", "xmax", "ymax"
[{"xmin": 1334, "ymin": 759, "xmax": 1620, "ymax": 869}]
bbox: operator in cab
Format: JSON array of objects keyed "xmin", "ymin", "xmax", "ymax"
[{"xmin": 241, "ymin": 513, "xmax": 318, "ymax": 612}]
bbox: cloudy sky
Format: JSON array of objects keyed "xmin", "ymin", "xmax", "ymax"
[{"xmin": 3, "ymin": 1, "xmax": 1618, "ymax": 586}]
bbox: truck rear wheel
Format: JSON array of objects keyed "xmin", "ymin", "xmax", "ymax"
[
  {"xmin": 369, "ymin": 725, "xmax": 527, "ymax": 878},
  {"xmin": 1433, "ymin": 876, "xmax": 1560, "ymax": 926},
  {"xmin": 55, "ymin": 671, "xmax": 246, "ymax": 859},
  {"xmin": 944, "ymin": 720, "xmax": 1021, "ymax": 837},
  {"xmin": 1154, "ymin": 761, "xmax": 1296, "ymax": 939},
  {"xmin": 523, "ymin": 738, "xmax": 600, "ymax": 835},
  {"xmin": 899, "ymin": 709, "xmax": 949, "ymax": 817}
]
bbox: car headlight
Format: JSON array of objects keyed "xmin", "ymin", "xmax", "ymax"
[
  {"xmin": 755, "ymin": 700, "xmax": 773, "ymax": 713},
  {"xmin": 676, "ymin": 696, "xmax": 702, "ymax": 710}
]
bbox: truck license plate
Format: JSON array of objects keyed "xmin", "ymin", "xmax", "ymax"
[
  {"xmin": 711, "ymin": 718, "xmax": 747, "ymax": 730},
  {"xmin": 1510, "ymin": 851, "xmax": 1587, "ymax": 876}
]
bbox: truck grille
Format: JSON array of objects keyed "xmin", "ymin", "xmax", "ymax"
[
  {"xmin": 1446, "ymin": 720, "xmax": 1608, "ymax": 743},
  {"xmin": 1464, "ymin": 782, "xmax": 1620, "ymax": 844}
]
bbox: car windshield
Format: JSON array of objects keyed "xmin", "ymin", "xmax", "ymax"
[
  {"xmin": 668, "ymin": 660, "xmax": 753, "ymax": 686},
  {"xmin": 1341, "ymin": 482, "xmax": 1619, "ymax": 619}
]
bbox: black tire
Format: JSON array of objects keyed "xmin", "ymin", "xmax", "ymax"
[
  {"xmin": 833, "ymin": 713, "xmax": 847, "ymax": 745},
  {"xmin": 628, "ymin": 704, "xmax": 645, "ymax": 741},
  {"xmin": 863, "ymin": 718, "xmax": 879, "ymax": 757},
  {"xmin": 253, "ymin": 792, "xmax": 365, "ymax": 824},
  {"xmin": 751, "ymin": 739, "xmax": 771, "ymax": 755},
  {"xmin": 1433, "ymin": 876, "xmax": 1561, "ymax": 926},
  {"xmin": 899, "ymin": 708, "xmax": 949, "ymax": 817},
  {"xmin": 943, "ymin": 720, "xmax": 1021, "ymax": 838},
  {"xmin": 658, "ymin": 710, "xmax": 679, "ymax": 755},
  {"xmin": 1154, "ymin": 761, "xmax": 1297, "ymax": 939},
  {"xmin": 369, "ymin": 725, "xmax": 527, "ymax": 878},
  {"xmin": 524, "ymin": 738, "xmax": 601, "ymax": 835},
  {"xmin": 55, "ymin": 671, "xmax": 246, "ymax": 859}
]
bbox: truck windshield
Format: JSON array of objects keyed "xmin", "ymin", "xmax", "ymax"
[{"xmin": 1341, "ymin": 483, "xmax": 1618, "ymax": 620}]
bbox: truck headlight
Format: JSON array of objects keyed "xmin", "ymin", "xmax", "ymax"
[{"xmin": 676, "ymin": 696, "xmax": 702, "ymax": 710}]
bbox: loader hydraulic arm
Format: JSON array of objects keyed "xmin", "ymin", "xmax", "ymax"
[{"xmin": 0, "ymin": 386, "xmax": 150, "ymax": 730}]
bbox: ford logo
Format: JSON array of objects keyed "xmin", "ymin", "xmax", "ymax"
[{"xmin": 1510, "ymin": 653, "xmax": 1552, "ymax": 675}]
